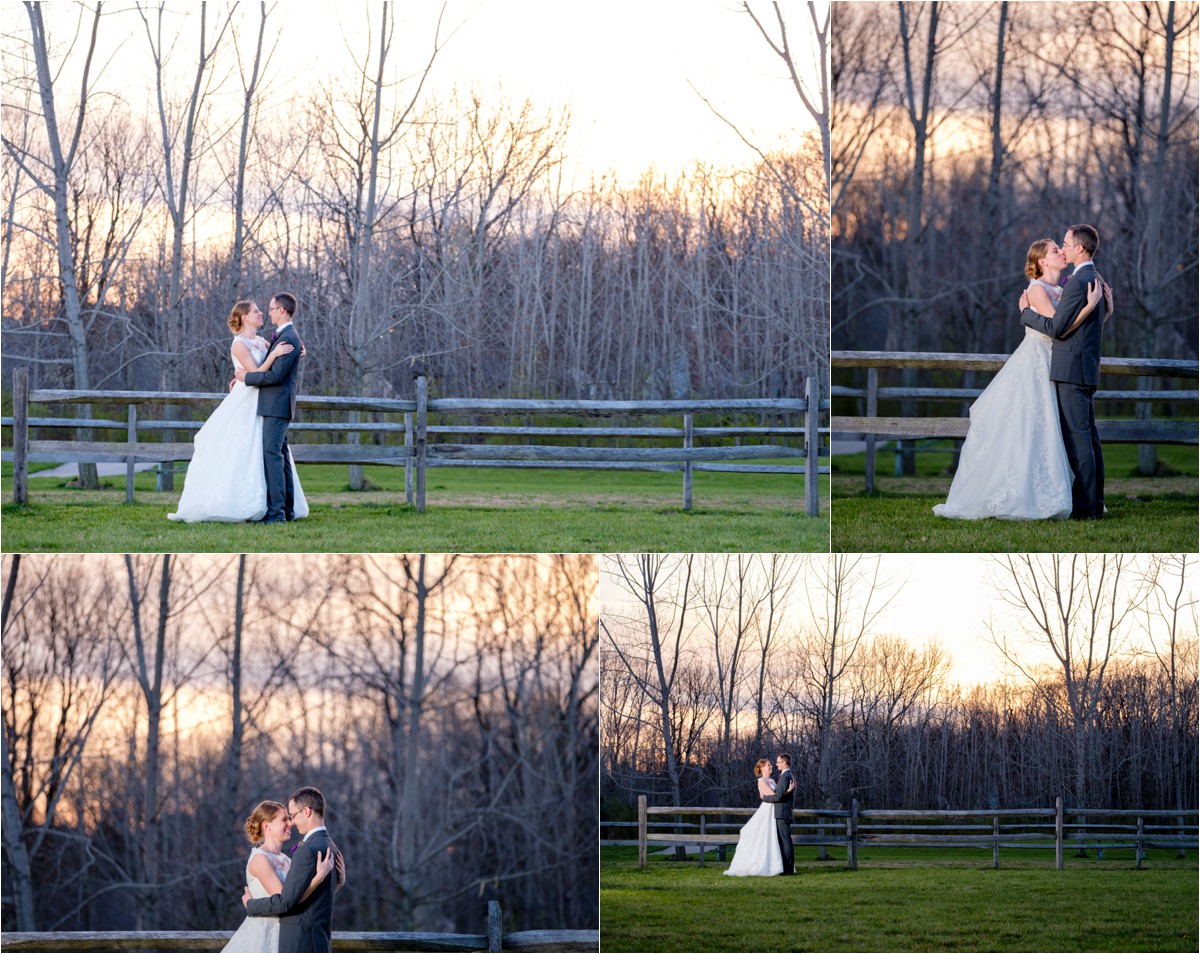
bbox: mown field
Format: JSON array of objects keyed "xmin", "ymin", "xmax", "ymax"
[
  {"xmin": 830, "ymin": 441, "xmax": 1198, "ymax": 552},
  {"xmin": 600, "ymin": 845, "xmax": 1199, "ymax": 952},
  {"xmin": 1, "ymin": 462, "xmax": 827, "ymax": 552}
]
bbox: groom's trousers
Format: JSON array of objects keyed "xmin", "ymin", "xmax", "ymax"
[
  {"xmin": 775, "ymin": 818, "xmax": 795, "ymax": 875},
  {"xmin": 1056, "ymin": 382, "xmax": 1104, "ymax": 517},
  {"xmin": 261, "ymin": 414, "xmax": 295, "ymax": 521}
]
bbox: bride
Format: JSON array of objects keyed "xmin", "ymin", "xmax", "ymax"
[
  {"xmin": 934, "ymin": 239, "xmax": 1108, "ymax": 521},
  {"xmin": 723, "ymin": 759, "xmax": 785, "ymax": 877},
  {"xmin": 168, "ymin": 301, "xmax": 309, "ymax": 523},
  {"xmin": 222, "ymin": 800, "xmax": 337, "ymax": 953}
]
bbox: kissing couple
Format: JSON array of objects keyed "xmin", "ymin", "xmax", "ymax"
[
  {"xmin": 223, "ymin": 786, "xmax": 344, "ymax": 954},
  {"xmin": 724, "ymin": 753, "xmax": 796, "ymax": 877},
  {"xmin": 169, "ymin": 292, "xmax": 309, "ymax": 524},
  {"xmin": 935, "ymin": 224, "xmax": 1113, "ymax": 521}
]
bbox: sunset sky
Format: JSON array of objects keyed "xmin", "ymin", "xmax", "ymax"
[
  {"xmin": 10, "ymin": 0, "xmax": 818, "ymax": 187},
  {"xmin": 600, "ymin": 554, "xmax": 1193, "ymax": 689}
]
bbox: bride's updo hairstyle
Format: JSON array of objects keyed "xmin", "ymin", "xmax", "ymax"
[
  {"xmin": 1024, "ymin": 239, "xmax": 1053, "ymax": 280},
  {"xmin": 753, "ymin": 758, "xmax": 771, "ymax": 778},
  {"xmin": 244, "ymin": 800, "xmax": 286, "ymax": 845},
  {"xmin": 227, "ymin": 300, "xmax": 255, "ymax": 335}
]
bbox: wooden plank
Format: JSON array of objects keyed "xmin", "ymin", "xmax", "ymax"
[
  {"xmin": 21, "ymin": 441, "xmax": 416, "ymax": 465},
  {"xmin": 29, "ymin": 390, "xmax": 419, "ymax": 412},
  {"xmin": 806, "ymin": 375, "xmax": 819, "ymax": 517},
  {"xmin": 13, "ymin": 369, "xmax": 29, "ymax": 505},
  {"xmin": 0, "ymin": 929, "xmax": 596, "ymax": 953},
  {"xmin": 427, "ymin": 444, "xmax": 803, "ymax": 462},
  {"xmin": 832, "ymin": 351, "xmax": 1199, "ymax": 378},
  {"xmin": 427, "ymin": 398, "xmax": 806, "ymax": 414},
  {"xmin": 828, "ymin": 388, "xmax": 1197, "ymax": 402},
  {"xmin": 832, "ymin": 417, "xmax": 1199, "ymax": 444}
]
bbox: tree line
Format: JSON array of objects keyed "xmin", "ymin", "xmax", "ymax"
[
  {"xmin": 831, "ymin": 1, "xmax": 1198, "ymax": 474},
  {"xmin": 2, "ymin": 4, "xmax": 827, "ymax": 407},
  {"xmin": 601, "ymin": 554, "xmax": 1198, "ymax": 817},
  {"xmin": 1, "ymin": 553, "xmax": 598, "ymax": 935}
]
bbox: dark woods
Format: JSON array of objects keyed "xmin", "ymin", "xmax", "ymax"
[
  {"xmin": 832, "ymin": 2, "xmax": 1198, "ymax": 362},
  {"xmin": 0, "ymin": 554, "xmax": 599, "ymax": 935},
  {"xmin": 601, "ymin": 554, "xmax": 1198, "ymax": 819}
]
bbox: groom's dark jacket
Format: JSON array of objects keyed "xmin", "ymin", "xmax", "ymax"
[
  {"xmin": 245, "ymin": 828, "xmax": 338, "ymax": 953},
  {"xmin": 243, "ymin": 324, "xmax": 302, "ymax": 420},
  {"xmin": 1020, "ymin": 262, "xmax": 1108, "ymax": 387},
  {"xmin": 760, "ymin": 769, "xmax": 795, "ymax": 821}
]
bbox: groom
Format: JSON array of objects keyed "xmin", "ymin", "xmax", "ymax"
[
  {"xmin": 1019, "ymin": 224, "xmax": 1111, "ymax": 519},
  {"xmin": 760, "ymin": 753, "xmax": 795, "ymax": 875},
  {"xmin": 235, "ymin": 292, "xmax": 302, "ymax": 523},
  {"xmin": 243, "ymin": 786, "xmax": 341, "ymax": 953}
]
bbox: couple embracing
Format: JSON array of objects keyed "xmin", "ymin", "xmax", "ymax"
[
  {"xmin": 724, "ymin": 753, "xmax": 796, "ymax": 878},
  {"xmin": 935, "ymin": 224, "xmax": 1112, "ymax": 522},
  {"xmin": 169, "ymin": 292, "xmax": 308, "ymax": 524},
  {"xmin": 223, "ymin": 786, "xmax": 344, "ymax": 953}
]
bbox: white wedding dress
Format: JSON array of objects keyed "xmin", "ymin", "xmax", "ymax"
[
  {"xmin": 168, "ymin": 336, "xmax": 308, "ymax": 522},
  {"xmin": 933, "ymin": 279, "xmax": 1073, "ymax": 521},
  {"xmin": 222, "ymin": 846, "xmax": 287, "ymax": 953},
  {"xmin": 723, "ymin": 780, "xmax": 784, "ymax": 877}
]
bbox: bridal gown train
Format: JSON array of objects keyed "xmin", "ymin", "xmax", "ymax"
[
  {"xmin": 933, "ymin": 279, "xmax": 1073, "ymax": 521},
  {"xmin": 168, "ymin": 336, "xmax": 308, "ymax": 523},
  {"xmin": 222, "ymin": 846, "xmax": 285, "ymax": 953},
  {"xmin": 723, "ymin": 799, "xmax": 783, "ymax": 877}
]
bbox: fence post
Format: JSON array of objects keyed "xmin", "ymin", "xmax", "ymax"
[
  {"xmin": 487, "ymin": 900, "xmax": 502, "ymax": 952},
  {"xmin": 805, "ymin": 376, "xmax": 820, "ymax": 517},
  {"xmin": 849, "ymin": 799, "xmax": 858, "ymax": 870},
  {"xmin": 404, "ymin": 412, "xmax": 414, "ymax": 506},
  {"xmin": 993, "ymin": 816, "xmax": 1000, "ymax": 869},
  {"xmin": 126, "ymin": 405, "xmax": 138, "ymax": 505},
  {"xmin": 13, "ymin": 369, "xmax": 29, "ymax": 505},
  {"xmin": 638, "ymin": 796, "xmax": 647, "ymax": 868},
  {"xmin": 865, "ymin": 368, "xmax": 878, "ymax": 493},
  {"xmin": 682, "ymin": 414, "xmax": 693, "ymax": 511},
  {"xmin": 414, "ymin": 370, "xmax": 427, "ymax": 513},
  {"xmin": 698, "ymin": 813, "xmax": 705, "ymax": 867},
  {"xmin": 1136, "ymin": 816, "xmax": 1144, "ymax": 869},
  {"xmin": 1055, "ymin": 798, "xmax": 1064, "ymax": 870}
]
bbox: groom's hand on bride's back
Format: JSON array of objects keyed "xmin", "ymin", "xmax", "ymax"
[{"xmin": 334, "ymin": 848, "xmax": 345, "ymax": 891}]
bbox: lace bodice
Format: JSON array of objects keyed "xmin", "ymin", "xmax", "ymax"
[
  {"xmin": 757, "ymin": 777, "xmax": 777, "ymax": 798},
  {"xmin": 246, "ymin": 846, "xmax": 290, "ymax": 899},
  {"xmin": 231, "ymin": 335, "xmax": 268, "ymax": 370},
  {"xmin": 1024, "ymin": 279, "xmax": 1062, "ymax": 343}
]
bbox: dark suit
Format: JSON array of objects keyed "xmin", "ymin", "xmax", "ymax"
[
  {"xmin": 760, "ymin": 769, "xmax": 795, "ymax": 875},
  {"xmin": 243, "ymin": 323, "xmax": 301, "ymax": 522},
  {"xmin": 1021, "ymin": 261, "xmax": 1108, "ymax": 518},
  {"xmin": 245, "ymin": 829, "xmax": 338, "ymax": 953}
]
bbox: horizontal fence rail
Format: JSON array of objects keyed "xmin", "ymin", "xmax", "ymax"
[
  {"xmin": 633, "ymin": 796, "xmax": 1198, "ymax": 871},
  {"xmin": 0, "ymin": 901, "xmax": 598, "ymax": 952},
  {"xmin": 4, "ymin": 370, "xmax": 827, "ymax": 515},
  {"xmin": 830, "ymin": 351, "xmax": 1199, "ymax": 492}
]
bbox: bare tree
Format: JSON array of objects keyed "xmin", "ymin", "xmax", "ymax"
[
  {"xmin": 988, "ymin": 554, "xmax": 1150, "ymax": 815},
  {"xmin": 601, "ymin": 554, "xmax": 697, "ymax": 856}
]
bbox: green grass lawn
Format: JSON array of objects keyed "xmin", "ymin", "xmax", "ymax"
[
  {"xmin": 601, "ymin": 846, "xmax": 1199, "ymax": 952},
  {"xmin": 831, "ymin": 442, "xmax": 1198, "ymax": 552},
  {"xmin": 1, "ymin": 463, "xmax": 828, "ymax": 553}
]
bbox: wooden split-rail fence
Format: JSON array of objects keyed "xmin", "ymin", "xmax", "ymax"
[
  {"xmin": 831, "ymin": 351, "xmax": 1198, "ymax": 491},
  {"xmin": 0, "ymin": 900, "xmax": 598, "ymax": 952},
  {"xmin": 4, "ymin": 369, "xmax": 826, "ymax": 516},
  {"xmin": 631, "ymin": 796, "xmax": 1198, "ymax": 870}
]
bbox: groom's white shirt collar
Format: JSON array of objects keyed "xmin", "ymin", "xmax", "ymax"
[
  {"xmin": 303, "ymin": 825, "xmax": 327, "ymax": 842},
  {"xmin": 1073, "ymin": 260, "xmax": 1094, "ymax": 272},
  {"xmin": 275, "ymin": 321, "xmax": 294, "ymax": 333}
]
